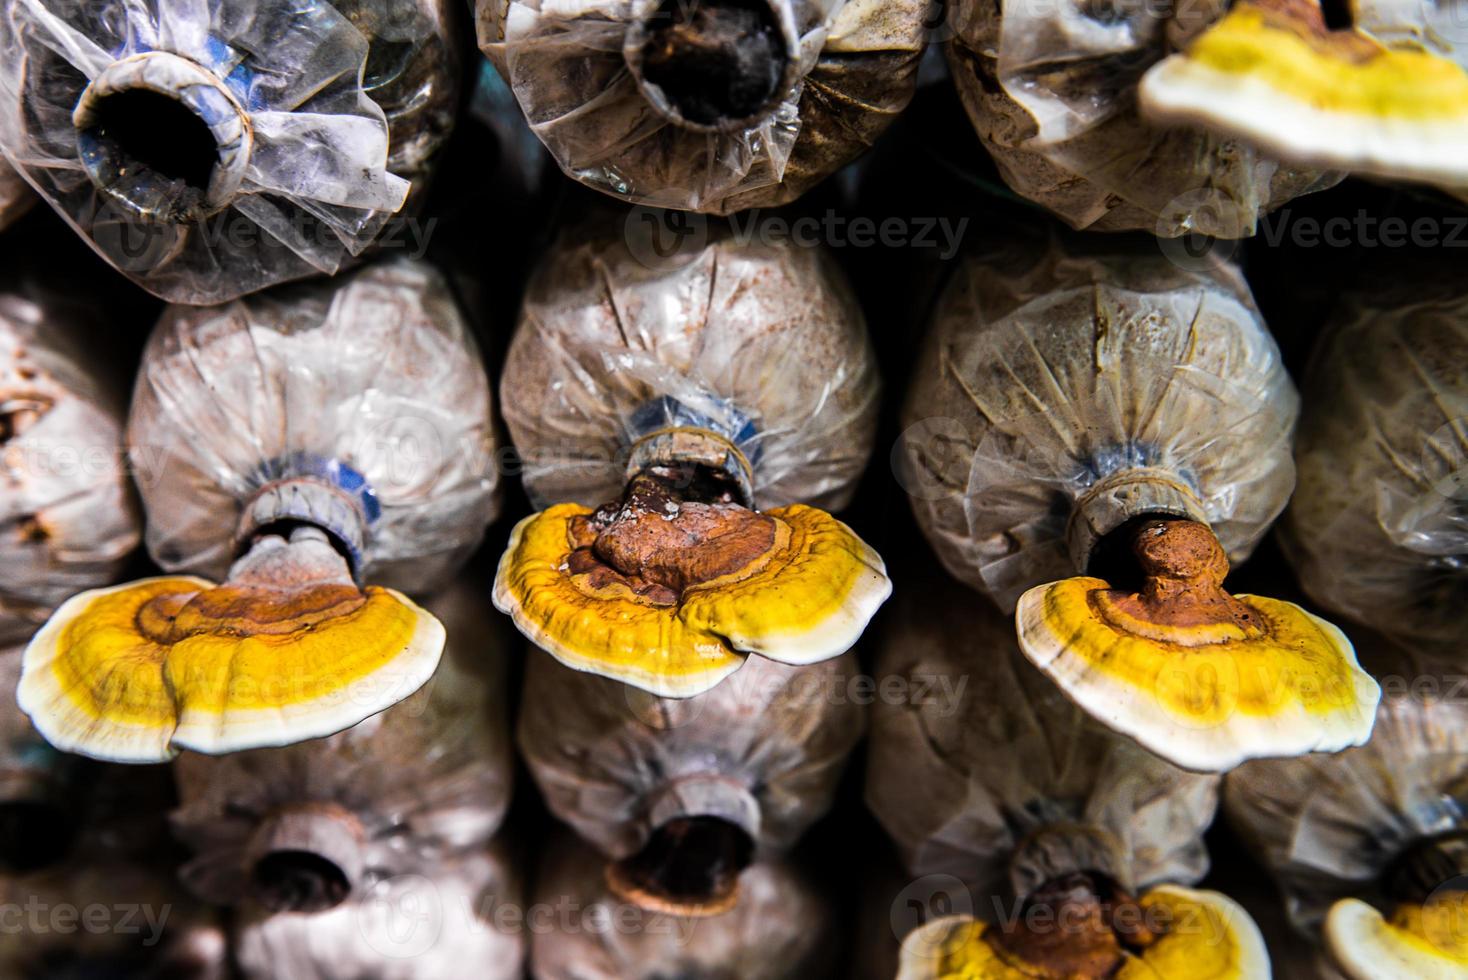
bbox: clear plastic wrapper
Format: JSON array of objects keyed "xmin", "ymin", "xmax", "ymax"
[
  {"xmin": 945, "ymin": 0, "xmax": 1341, "ymax": 235},
  {"xmin": 503, "ymin": 223, "xmax": 878, "ymax": 513},
  {"xmin": 130, "ymin": 257, "xmax": 499, "ymax": 595},
  {"xmin": 865, "ymin": 573, "xmax": 1219, "ymax": 898},
  {"xmin": 1283, "ymin": 282, "xmax": 1468, "ymax": 653},
  {"xmin": 0, "ymin": 0, "xmax": 459, "ymax": 304},
  {"xmin": 169, "ymin": 581, "xmax": 515, "ymax": 907},
  {"xmin": 477, "ymin": 0, "xmax": 927, "ymax": 213},
  {"xmin": 0, "ymin": 291, "xmax": 139, "ymax": 646},
  {"xmin": 900, "ymin": 237, "xmax": 1297, "ymax": 613},
  {"xmin": 530, "ymin": 831, "xmax": 833, "ymax": 980},
  {"xmin": 233, "ymin": 839, "xmax": 525, "ymax": 980}
]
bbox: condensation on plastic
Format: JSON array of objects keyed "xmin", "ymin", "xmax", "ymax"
[
  {"xmin": 518, "ymin": 650, "xmax": 866, "ymax": 863},
  {"xmin": 0, "ymin": 0, "xmax": 458, "ymax": 305},
  {"xmin": 530, "ymin": 831, "xmax": 833, "ymax": 980},
  {"xmin": 1225, "ymin": 691, "xmax": 1468, "ymax": 935},
  {"xmin": 0, "ymin": 292, "xmax": 139, "ymax": 646},
  {"xmin": 0, "ymin": 157, "xmax": 32, "ymax": 230},
  {"xmin": 127, "ymin": 258, "xmax": 499, "ymax": 595},
  {"xmin": 1283, "ymin": 284, "xmax": 1468, "ymax": 652},
  {"xmin": 477, "ymin": 0, "xmax": 926, "ymax": 213},
  {"xmin": 865, "ymin": 573, "xmax": 1220, "ymax": 899},
  {"xmin": 233, "ymin": 840, "xmax": 525, "ymax": 980},
  {"xmin": 944, "ymin": 0, "xmax": 1342, "ymax": 236},
  {"xmin": 502, "ymin": 222, "xmax": 879, "ymax": 512},
  {"xmin": 900, "ymin": 238, "xmax": 1298, "ymax": 612},
  {"xmin": 170, "ymin": 581, "xmax": 516, "ymax": 906}
]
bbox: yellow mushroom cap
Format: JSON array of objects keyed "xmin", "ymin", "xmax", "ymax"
[
  {"xmin": 493, "ymin": 501, "xmax": 891, "ymax": 698},
  {"xmin": 896, "ymin": 885, "xmax": 1270, "ymax": 979},
  {"xmin": 17, "ymin": 576, "xmax": 444, "ymax": 763},
  {"xmin": 1327, "ymin": 895, "xmax": 1468, "ymax": 980},
  {"xmin": 1016, "ymin": 575, "xmax": 1379, "ymax": 773},
  {"xmin": 1140, "ymin": 1, "xmax": 1468, "ymax": 186}
]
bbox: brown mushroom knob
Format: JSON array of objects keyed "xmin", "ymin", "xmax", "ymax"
[
  {"xmin": 19, "ymin": 527, "xmax": 444, "ymax": 763},
  {"xmin": 1017, "ymin": 519, "xmax": 1379, "ymax": 773},
  {"xmin": 494, "ymin": 470, "xmax": 889, "ymax": 698},
  {"xmin": 604, "ymin": 816, "xmax": 755, "ymax": 917},
  {"xmin": 1140, "ymin": 0, "xmax": 1468, "ymax": 186},
  {"xmin": 987, "ymin": 874, "xmax": 1160, "ymax": 978}
]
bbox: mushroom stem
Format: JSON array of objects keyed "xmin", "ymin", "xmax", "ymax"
[
  {"xmin": 246, "ymin": 804, "xmax": 364, "ymax": 913},
  {"xmin": 988, "ymin": 872, "xmax": 1162, "ymax": 978},
  {"xmin": 605, "ymin": 816, "xmax": 755, "ymax": 916}
]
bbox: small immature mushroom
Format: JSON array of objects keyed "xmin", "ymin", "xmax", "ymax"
[
  {"xmin": 1282, "ymin": 279, "xmax": 1468, "ymax": 656},
  {"xmin": 531, "ymin": 831, "xmax": 832, "ymax": 980},
  {"xmin": 945, "ymin": 0, "xmax": 1339, "ymax": 236},
  {"xmin": 496, "ymin": 221, "xmax": 887, "ymax": 697},
  {"xmin": 0, "ymin": 293, "xmax": 140, "ymax": 647},
  {"xmin": 518, "ymin": 650, "xmax": 864, "ymax": 917},
  {"xmin": 1227, "ymin": 685, "xmax": 1468, "ymax": 978},
  {"xmin": 900, "ymin": 238, "xmax": 1377, "ymax": 772},
  {"xmin": 477, "ymin": 0, "xmax": 928, "ymax": 213},
  {"xmin": 1141, "ymin": 0, "xmax": 1468, "ymax": 188},
  {"xmin": 0, "ymin": 0, "xmax": 459, "ymax": 303},
  {"xmin": 19, "ymin": 259, "xmax": 500, "ymax": 762},
  {"xmin": 1016, "ymin": 517, "xmax": 1379, "ymax": 772}
]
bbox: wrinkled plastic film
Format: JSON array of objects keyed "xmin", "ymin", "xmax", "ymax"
[
  {"xmin": 1226, "ymin": 693, "xmax": 1468, "ymax": 934},
  {"xmin": 0, "ymin": 293, "xmax": 139, "ymax": 645},
  {"xmin": 865, "ymin": 576, "xmax": 1220, "ymax": 899},
  {"xmin": 518, "ymin": 652, "xmax": 866, "ymax": 862},
  {"xmin": 945, "ymin": 0, "xmax": 1341, "ymax": 235},
  {"xmin": 479, "ymin": 0, "xmax": 925, "ymax": 213},
  {"xmin": 0, "ymin": 0, "xmax": 457, "ymax": 304},
  {"xmin": 502, "ymin": 228, "xmax": 879, "ymax": 512},
  {"xmin": 128, "ymin": 258, "xmax": 500, "ymax": 595},
  {"xmin": 1284, "ymin": 286, "xmax": 1468, "ymax": 651},
  {"xmin": 901, "ymin": 240, "xmax": 1298, "ymax": 612}
]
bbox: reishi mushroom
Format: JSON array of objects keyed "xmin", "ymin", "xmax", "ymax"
[
  {"xmin": 944, "ymin": 0, "xmax": 1340, "ymax": 236},
  {"xmin": 475, "ymin": 0, "xmax": 928, "ymax": 212},
  {"xmin": 170, "ymin": 579, "xmax": 521, "ymax": 976},
  {"xmin": 19, "ymin": 259, "xmax": 501, "ymax": 763},
  {"xmin": 518, "ymin": 648, "xmax": 864, "ymax": 918},
  {"xmin": 0, "ymin": 0, "xmax": 459, "ymax": 304},
  {"xmin": 531, "ymin": 831, "xmax": 833, "ymax": 980},
  {"xmin": 1282, "ymin": 277, "xmax": 1468, "ymax": 657},
  {"xmin": 0, "ymin": 291, "xmax": 140, "ymax": 647},
  {"xmin": 1141, "ymin": 0, "xmax": 1468, "ymax": 189},
  {"xmin": 899, "ymin": 237, "xmax": 1378, "ymax": 772},
  {"xmin": 1226, "ymin": 681, "xmax": 1468, "ymax": 980},
  {"xmin": 866, "ymin": 575, "xmax": 1269, "ymax": 979},
  {"xmin": 495, "ymin": 220, "xmax": 889, "ymax": 698}
]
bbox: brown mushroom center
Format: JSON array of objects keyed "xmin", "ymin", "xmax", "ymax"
[
  {"xmin": 567, "ymin": 470, "xmax": 781, "ymax": 606},
  {"xmin": 1095, "ymin": 518, "xmax": 1263, "ymax": 634},
  {"xmin": 638, "ymin": 0, "xmax": 788, "ymax": 126},
  {"xmin": 989, "ymin": 873, "xmax": 1162, "ymax": 978},
  {"xmin": 605, "ymin": 815, "xmax": 755, "ymax": 916}
]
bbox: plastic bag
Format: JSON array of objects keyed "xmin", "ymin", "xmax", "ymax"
[
  {"xmin": 518, "ymin": 650, "xmax": 865, "ymax": 864},
  {"xmin": 1225, "ymin": 691, "xmax": 1468, "ymax": 934},
  {"xmin": 1283, "ymin": 282, "xmax": 1468, "ymax": 652},
  {"xmin": 0, "ymin": 0, "xmax": 459, "ymax": 304},
  {"xmin": 169, "ymin": 580, "xmax": 516, "ymax": 907},
  {"xmin": 945, "ymin": 0, "xmax": 1340, "ymax": 235},
  {"xmin": 477, "ymin": 0, "xmax": 926, "ymax": 213},
  {"xmin": 503, "ymin": 222, "xmax": 879, "ymax": 512},
  {"xmin": 530, "ymin": 831, "xmax": 833, "ymax": 980},
  {"xmin": 0, "ymin": 157, "xmax": 32, "ymax": 231},
  {"xmin": 900, "ymin": 237, "xmax": 1297, "ymax": 612},
  {"xmin": 0, "ymin": 291, "xmax": 139, "ymax": 646},
  {"xmin": 865, "ymin": 572, "xmax": 1219, "ymax": 898},
  {"xmin": 128, "ymin": 257, "xmax": 499, "ymax": 596}
]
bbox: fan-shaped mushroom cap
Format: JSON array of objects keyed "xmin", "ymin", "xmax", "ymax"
[
  {"xmin": 1327, "ymin": 894, "xmax": 1468, "ymax": 980},
  {"xmin": 19, "ymin": 530, "xmax": 445, "ymax": 763},
  {"xmin": 896, "ymin": 885, "xmax": 1270, "ymax": 979},
  {"xmin": 494, "ymin": 499, "xmax": 888, "ymax": 697},
  {"xmin": 1141, "ymin": 0, "xmax": 1468, "ymax": 187},
  {"xmin": 1016, "ymin": 520, "xmax": 1379, "ymax": 773}
]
